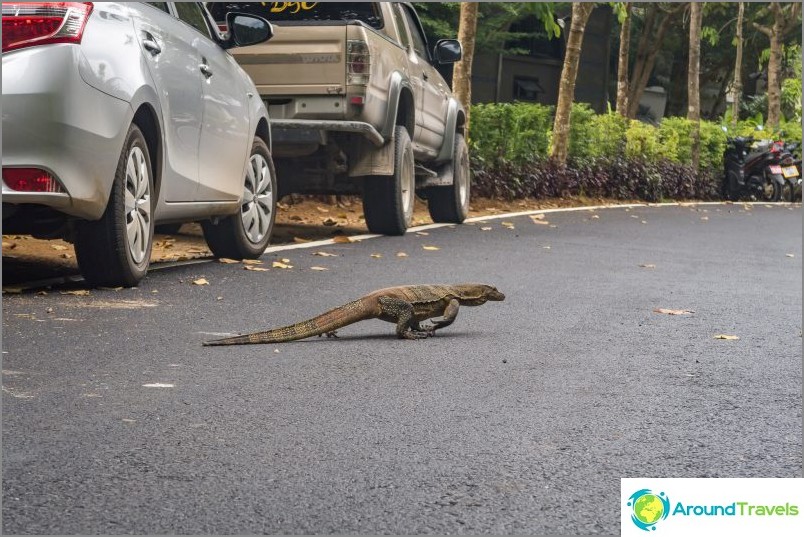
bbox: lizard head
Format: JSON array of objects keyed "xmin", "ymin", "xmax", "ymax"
[{"xmin": 456, "ymin": 284, "xmax": 505, "ymax": 305}]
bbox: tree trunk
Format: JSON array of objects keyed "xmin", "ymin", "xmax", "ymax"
[
  {"xmin": 551, "ymin": 3, "xmax": 595, "ymax": 164},
  {"xmin": 616, "ymin": 2, "xmax": 632, "ymax": 116},
  {"xmin": 730, "ymin": 2, "xmax": 744, "ymax": 127},
  {"xmin": 754, "ymin": 2, "xmax": 802, "ymax": 130},
  {"xmin": 627, "ymin": 4, "xmax": 687, "ymax": 119},
  {"xmin": 688, "ymin": 2, "xmax": 703, "ymax": 170},
  {"xmin": 453, "ymin": 2, "xmax": 479, "ymax": 128}
]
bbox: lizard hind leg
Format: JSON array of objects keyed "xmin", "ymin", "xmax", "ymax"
[{"xmin": 378, "ymin": 296, "xmax": 430, "ymax": 340}]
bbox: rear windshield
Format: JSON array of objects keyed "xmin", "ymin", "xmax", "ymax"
[{"xmin": 206, "ymin": 2, "xmax": 384, "ymax": 29}]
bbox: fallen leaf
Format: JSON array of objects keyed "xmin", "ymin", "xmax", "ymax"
[
  {"xmin": 542, "ymin": 245, "xmax": 551, "ymax": 249},
  {"xmin": 293, "ymin": 237, "xmax": 312, "ymax": 243},
  {"xmin": 60, "ymin": 253, "xmax": 73, "ymax": 259},
  {"xmin": 315, "ymin": 206, "xmax": 330, "ymax": 213},
  {"xmin": 289, "ymin": 215, "xmax": 303, "ymax": 221},
  {"xmin": 502, "ymin": 222, "xmax": 515, "ymax": 229},
  {"xmin": 281, "ymin": 258, "xmax": 291, "ymax": 263},
  {"xmin": 713, "ymin": 334, "xmax": 740, "ymax": 340},
  {"xmin": 51, "ymin": 244, "xmax": 69, "ymax": 251},
  {"xmin": 639, "ymin": 264, "xmax": 656, "ymax": 269},
  {"xmin": 630, "ymin": 215, "xmax": 639, "ymax": 219},
  {"xmin": 218, "ymin": 258, "xmax": 239, "ymax": 264},
  {"xmin": 313, "ymin": 251, "xmax": 338, "ymax": 257},
  {"xmin": 396, "ymin": 252, "xmax": 408, "ymax": 257},
  {"xmin": 530, "ymin": 214, "xmax": 546, "ymax": 220},
  {"xmin": 480, "ymin": 226, "xmax": 493, "ymax": 231},
  {"xmin": 370, "ymin": 253, "xmax": 382, "ymax": 258},
  {"xmin": 99, "ymin": 286, "xmax": 124, "ymax": 291},
  {"xmin": 549, "ymin": 225, "xmax": 557, "ymax": 228},
  {"xmin": 653, "ymin": 308, "xmax": 695, "ymax": 315},
  {"xmin": 322, "ymin": 217, "xmax": 338, "ymax": 226},
  {"xmin": 36, "ymin": 291, "xmax": 48, "ymax": 296},
  {"xmin": 241, "ymin": 259, "xmax": 263, "ymax": 265},
  {"xmin": 700, "ymin": 216, "xmax": 709, "ymax": 221},
  {"xmin": 416, "ymin": 231, "xmax": 429, "ymax": 236},
  {"xmin": 61, "ymin": 290, "xmax": 90, "ymax": 296},
  {"xmin": 591, "ymin": 215, "xmax": 600, "ymax": 219},
  {"xmin": 216, "ymin": 296, "xmax": 223, "ymax": 301},
  {"xmin": 310, "ymin": 266, "xmax": 329, "ymax": 271},
  {"xmin": 272, "ymin": 261, "xmax": 293, "ymax": 269},
  {"xmin": 45, "ymin": 307, "xmax": 54, "ymax": 314},
  {"xmin": 192, "ymin": 278, "xmax": 209, "ymax": 286},
  {"xmin": 785, "ymin": 253, "xmax": 795, "ymax": 258},
  {"xmin": 641, "ymin": 220, "xmax": 647, "ymax": 224},
  {"xmin": 142, "ymin": 383, "xmax": 174, "ymax": 388},
  {"xmin": 244, "ymin": 266, "xmax": 269, "ymax": 272},
  {"xmin": 422, "ymin": 246, "xmax": 440, "ymax": 251},
  {"xmin": 333, "ymin": 235, "xmax": 352, "ymax": 244}
]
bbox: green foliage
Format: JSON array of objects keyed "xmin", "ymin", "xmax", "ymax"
[
  {"xmin": 468, "ymin": 102, "xmax": 553, "ymax": 165},
  {"xmin": 625, "ymin": 120, "xmax": 664, "ymax": 161},
  {"xmin": 781, "ymin": 77, "xmax": 802, "ymax": 122},
  {"xmin": 657, "ymin": 117, "xmax": 694, "ymax": 163},
  {"xmin": 698, "ymin": 120, "xmax": 728, "ymax": 170},
  {"xmin": 567, "ymin": 103, "xmax": 597, "ymax": 159},
  {"xmin": 587, "ymin": 112, "xmax": 629, "ymax": 159}
]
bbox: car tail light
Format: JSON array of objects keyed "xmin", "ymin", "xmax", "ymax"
[
  {"xmin": 346, "ymin": 40, "xmax": 370, "ymax": 86},
  {"xmin": 2, "ymin": 2, "xmax": 93, "ymax": 53},
  {"xmin": 3, "ymin": 168, "xmax": 65, "ymax": 193}
]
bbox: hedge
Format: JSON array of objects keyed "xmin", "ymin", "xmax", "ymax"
[{"xmin": 466, "ymin": 102, "xmax": 800, "ymax": 201}]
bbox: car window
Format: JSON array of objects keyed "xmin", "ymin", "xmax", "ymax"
[
  {"xmin": 206, "ymin": 2, "xmax": 383, "ymax": 29},
  {"xmin": 400, "ymin": 5, "xmax": 428, "ymax": 60},
  {"xmin": 146, "ymin": 2, "xmax": 170, "ymax": 14},
  {"xmin": 390, "ymin": 4, "xmax": 410, "ymax": 48},
  {"xmin": 174, "ymin": 2, "xmax": 213, "ymax": 39}
]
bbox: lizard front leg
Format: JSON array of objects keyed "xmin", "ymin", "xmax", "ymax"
[
  {"xmin": 378, "ymin": 297, "xmax": 430, "ymax": 339},
  {"xmin": 421, "ymin": 299, "xmax": 460, "ymax": 335}
]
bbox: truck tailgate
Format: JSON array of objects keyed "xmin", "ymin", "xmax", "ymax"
[{"xmin": 231, "ymin": 25, "xmax": 347, "ymax": 95}]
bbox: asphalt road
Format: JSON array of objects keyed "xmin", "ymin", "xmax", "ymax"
[{"xmin": 2, "ymin": 204, "xmax": 801, "ymax": 535}]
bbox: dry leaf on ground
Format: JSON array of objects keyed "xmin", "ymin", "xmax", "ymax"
[
  {"xmin": 591, "ymin": 215, "xmax": 600, "ymax": 219},
  {"xmin": 396, "ymin": 252, "xmax": 408, "ymax": 257},
  {"xmin": 272, "ymin": 261, "xmax": 293, "ymax": 269},
  {"xmin": 61, "ymin": 290, "xmax": 90, "ymax": 296},
  {"xmin": 785, "ymin": 253, "xmax": 795, "ymax": 258},
  {"xmin": 653, "ymin": 308, "xmax": 694, "ymax": 315},
  {"xmin": 310, "ymin": 266, "xmax": 328, "ymax": 271},
  {"xmin": 333, "ymin": 235, "xmax": 352, "ymax": 244},
  {"xmin": 422, "ymin": 246, "xmax": 440, "ymax": 251},
  {"xmin": 322, "ymin": 218, "xmax": 338, "ymax": 226},
  {"xmin": 480, "ymin": 226, "xmax": 492, "ymax": 231},
  {"xmin": 370, "ymin": 253, "xmax": 382, "ymax": 258},
  {"xmin": 244, "ymin": 266, "xmax": 269, "ymax": 272},
  {"xmin": 313, "ymin": 251, "xmax": 338, "ymax": 257},
  {"xmin": 241, "ymin": 259, "xmax": 263, "ymax": 265},
  {"xmin": 293, "ymin": 237, "xmax": 312, "ymax": 243},
  {"xmin": 502, "ymin": 222, "xmax": 515, "ymax": 229},
  {"xmin": 713, "ymin": 334, "xmax": 740, "ymax": 340},
  {"xmin": 218, "ymin": 258, "xmax": 239, "ymax": 264},
  {"xmin": 415, "ymin": 231, "xmax": 429, "ymax": 236},
  {"xmin": 639, "ymin": 264, "xmax": 656, "ymax": 269},
  {"xmin": 192, "ymin": 278, "xmax": 209, "ymax": 286}
]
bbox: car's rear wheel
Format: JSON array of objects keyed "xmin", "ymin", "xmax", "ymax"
[
  {"xmin": 202, "ymin": 137, "xmax": 276, "ymax": 259},
  {"xmin": 426, "ymin": 132, "xmax": 470, "ymax": 223},
  {"xmin": 363, "ymin": 125, "xmax": 415, "ymax": 235},
  {"xmin": 75, "ymin": 124, "xmax": 154, "ymax": 287}
]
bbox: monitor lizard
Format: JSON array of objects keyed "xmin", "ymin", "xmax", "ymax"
[{"xmin": 203, "ymin": 283, "xmax": 505, "ymax": 345}]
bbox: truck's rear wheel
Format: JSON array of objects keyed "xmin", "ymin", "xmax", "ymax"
[
  {"xmin": 427, "ymin": 133, "xmax": 470, "ymax": 223},
  {"xmin": 363, "ymin": 125, "xmax": 415, "ymax": 235}
]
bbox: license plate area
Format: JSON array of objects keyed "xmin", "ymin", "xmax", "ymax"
[{"xmin": 782, "ymin": 166, "xmax": 799, "ymax": 178}]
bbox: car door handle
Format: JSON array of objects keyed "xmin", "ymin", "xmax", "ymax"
[
  {"xmin": 199, "ymin": 63, "xmax": 213, "ymax": 78},
  {"xmin": 142, "ymin": 37, "xmax": 161, "ymax": 56}
]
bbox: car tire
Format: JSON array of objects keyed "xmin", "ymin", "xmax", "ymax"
[
  {"xmin": 74, "ymin": 124, "xmax": 154, "ymax": 287},
  {"xmin": 426, "ymin": 132, "xmax": 470, "ymax": 223},
  {"xmin": 202, "ymin": 137, "xmax": 276, "ymax": 259},
  {"xmin": 363, "ymin": 125, "xmax": 415, "ymax": 235}
]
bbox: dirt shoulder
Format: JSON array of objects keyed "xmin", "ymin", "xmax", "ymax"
[{"xmin": 1, "ymin": 195, "xmax": 625, "ymax": 284}]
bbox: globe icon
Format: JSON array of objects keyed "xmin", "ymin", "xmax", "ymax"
[{"xmin": 633, "ymin": 493, "xmax": 664, "ymax": 525}]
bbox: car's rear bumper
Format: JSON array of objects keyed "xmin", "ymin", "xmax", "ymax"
[{"xmin": 2, "ymin": 44, "xmax": 133, "ymax": 221}]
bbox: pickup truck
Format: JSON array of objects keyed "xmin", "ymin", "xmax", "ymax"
[{"xmin": 207, "ymin": 2, "xmax": 469, "ymax": 235}]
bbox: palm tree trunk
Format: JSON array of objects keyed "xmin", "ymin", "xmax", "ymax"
[
  {"xmin": 551, "ymin": 3, "xmax": 595, "ymax": 164},
  {"xmin": 688, "ymin": 2, "xmax": 703, "ymax": 170},
  {"xmin": 730, "ymin": 2, "xmax": 744, "ymax": 127},
  {"xmin": 453, "ymin": 2, "xmax": 479, "ymax": 128},
  {"xmin": 616, "ymin": 3, "xmax": 632, "ymax": 116}
]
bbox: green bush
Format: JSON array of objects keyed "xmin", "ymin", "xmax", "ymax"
[
  {"xmin": 567, "ymin": 102, "xmax": 597, "ymax": 159},
  {"xmin": 698, "ymin": 120, "xmax": 728, "ymax": 170},
  {"xmin": 657, "ymin": 117, "xmax": 694, "ymax": 164},
  {"xmin": 625, "ymin": 120, "xmax": 664, "ymax": 161},
  {"xmin": 469, "ymin": 102, "xmax": 552, "ymax": 165},
  {"xmin": 587, "ymin": 112, "xmax": 629, "ymax": 159}
]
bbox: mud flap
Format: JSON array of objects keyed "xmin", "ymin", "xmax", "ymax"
[{"xmin": 347, "ymin": 134, "xmax": 395, "ymax": 177}]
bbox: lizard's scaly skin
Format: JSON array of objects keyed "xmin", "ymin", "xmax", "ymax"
[{"xmin": 203, "ymin": 283, "xmax": 504, "ymax": 346}]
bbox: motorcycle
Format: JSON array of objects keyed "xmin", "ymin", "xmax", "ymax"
[
  {"xmin": 723, "ymin": 136, "xmax": 791, "ymax": 202},
  {"xmin": 778, "ymin": 141, "xmax": 802, "ymax": 201}
]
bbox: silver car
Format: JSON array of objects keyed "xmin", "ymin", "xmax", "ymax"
[{"xmin": 2, "ymin": 2, "xmax": 277, "ymax": 287}]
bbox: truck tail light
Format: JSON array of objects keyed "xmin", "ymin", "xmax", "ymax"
[
  {"xmin": 346, "ymin": 40, "xmax": 370, "ymax": 86},
  {"xmin": 2, "ymin": 2, "xmax": 93, "ymax": 53},
  {"xmin": 3, "ymin": 168, "xmax": 65, "ymax": 193}
]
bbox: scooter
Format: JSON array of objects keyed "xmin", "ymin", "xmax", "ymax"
[
  {"xmin": 723, "ymin": 137, "xmax": 788, "ymax": 202},
  {"xmin": 778, "ymin": 141, "xmax": 802, "ymax": 201}
]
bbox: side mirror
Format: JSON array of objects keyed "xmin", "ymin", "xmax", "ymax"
[
  {"xmin": 433, "ymin": 39, "xmax": 462, "ymax": 64},
  {"xmin": 223, "ymin": 12, "xmax": 273, "ymax": 49}
]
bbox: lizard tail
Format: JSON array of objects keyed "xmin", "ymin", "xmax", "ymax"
[{"xmin": 202, "ymin": 299, "xmax": 372, "ymax": 346}]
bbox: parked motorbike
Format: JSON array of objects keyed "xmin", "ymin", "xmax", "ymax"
[
  {"xmin": 723, "ymin": 136, "xmax": 793, "ymax": 202},
  {"xmin": 778, "ymin": 141, "xmax": 802, "ymax": 201}
]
